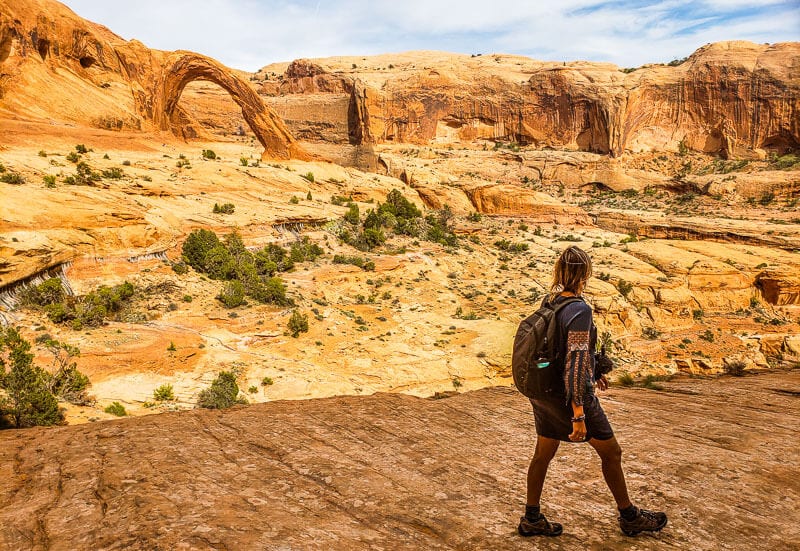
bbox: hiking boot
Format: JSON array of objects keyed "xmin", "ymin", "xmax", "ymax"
[
  {"xmin": 618, "ymin": 506, "xmax": 668, "ymax": 536},
  {"xmin": 517, "ymin": 514, "xmax": 563, "ymax": 537}
]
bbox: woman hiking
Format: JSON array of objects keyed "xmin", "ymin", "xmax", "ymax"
[{"xmin": 518, "ymin": 246, "xmax": 668, "ymax": 537}]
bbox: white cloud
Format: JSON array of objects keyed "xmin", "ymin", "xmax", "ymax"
[{"xmin": 61, "ymin": 0, "xmax": 800, "ymax": 70}]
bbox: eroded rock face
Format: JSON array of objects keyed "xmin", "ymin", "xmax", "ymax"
[
  {"xmin": 264, "ymin": 42, "xmax": 800, "ymax": 157},
  {"xmin": 0, "ymin": 0, "xmax": 306, "ymax": 160}
]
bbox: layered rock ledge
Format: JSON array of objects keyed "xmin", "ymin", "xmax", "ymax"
[{"xmin": 1, "ymin": 371, "xmax": 798, "ymax": 550}]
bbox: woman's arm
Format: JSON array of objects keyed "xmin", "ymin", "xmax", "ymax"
[{"xmin": 562, "ymin": 307, "xmax": 593, "ymax": 407}]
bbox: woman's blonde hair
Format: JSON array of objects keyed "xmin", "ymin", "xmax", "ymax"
[{"xmin": 549, "ymin": 246, "xmax": 592, "ymax": 299}]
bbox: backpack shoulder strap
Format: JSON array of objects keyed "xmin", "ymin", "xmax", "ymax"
[{"xmin": 545, "ymin": 297, "xmax": 584, "ymax": 358}]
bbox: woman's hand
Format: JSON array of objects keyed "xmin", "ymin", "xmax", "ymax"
[
  {"xmin": 596, "ymin": 375, "xmax": 609, "ymax": 391},
  {"xmin": 569, "ymin": 420, "xmax": 586, "ymax": 441}
]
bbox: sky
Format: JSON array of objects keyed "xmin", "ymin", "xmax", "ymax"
[{"xmin": 61, "ymin": 0, "xmax": 800, "ymax": 71}]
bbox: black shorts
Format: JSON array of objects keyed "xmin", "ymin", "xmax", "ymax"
[{"xmin": 530, "ymin": 394, "xmax": 614, "ymax": 442}]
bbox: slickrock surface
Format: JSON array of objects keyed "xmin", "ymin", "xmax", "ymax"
[{"xmin": 1, "ymin": 371, "xmax": 798, "ymax": 550}]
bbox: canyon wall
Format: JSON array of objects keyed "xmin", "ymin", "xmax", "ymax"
[{"xmin": 261, "ymin": 42, "xmax": 800, "ymax": 158}]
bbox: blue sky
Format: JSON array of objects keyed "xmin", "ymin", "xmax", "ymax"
[{"xmin": 62, "ymin": 0, "xmax": 800, "ymax": 71}]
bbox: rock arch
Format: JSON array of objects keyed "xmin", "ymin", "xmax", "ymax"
[{"xmin": 153, "ymin": 52, "xmax": 308, "ymax": 160}]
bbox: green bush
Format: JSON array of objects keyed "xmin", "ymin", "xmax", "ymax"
[
  {"xmin": 34, "ymin": 281, "xmax": 134, "ymax": 328},
  {"xmin": 213, "ymin": 203, "xmax": 235, "ymax": 214},
  {"xmin": 75, "ymin": 144, "xmax": 89, "ymax": 154},
  {"xmin": 66, "ymin": 151, "xmax": 80, "ymax": 163},
  {"xmin": 0, "ymin": 171, "xmax": 25, "ymax": 185},
  {"xmin": 0, "ymin": 327, "xmax": 65, "ymax": 428},
  {"xmin": 287, "ymin": 310, "xmax": 309, "ymax": 337},
  {"xmin": 182, "ymin": 229, "xmax": 222, "ymax": 271},
  {"xmin": 494, "ymin": 239, "xmax": 529, "ymax": 253},
  {"xmin": 172, "ymin": 262, "xmax": 189, "ymax": 275},
  {"xmin": 153, "ymin": 384, "xmax": 175, "ymax": 401},
  {"xmin": 725, "ymin": 360, "xmax": 746, "ymax": 377},
  {"xmin": 101, "ymin": 167, "xmax": 124, "ymax": 179},
  {"xmin": 617, "ymin": 279, "xmax": 634, "ymax": 298},
  {"xmin": 19, "ymin": 278, "xmax": 66, "ymax": 307},
  {"xmin": 218, "ymin": 280, "xmax": 246, "ymax": 308},
  {"xmin": 43, "ymin": 175, "xmax": 56, "ymax": 188},
  {"xmin": 700, "ymin": 329, "xmax": 715, "ymax": 342},
  {"xmin": 344, "ymin": 203, "xmax": 360, "ymax": 225},
  {"xmin": 289, "ymin": 237, "xmax": 324, "ymax": 263},
  {"xmin": 467, "ymin": 212, "xmax": 482, "ymax": 222},
  {"xmin": 202, "ymin": 149, "xmax": 217, "ymax": 160},
  {"xmin": 104, "ymin": 401, "xmax": 126, "ymax": 416},
  {"xmin": 197, "ymin": 371, "xmax": 245, "ymax": 409},
  {"xmin": 333, "ymin": 255, "xmax": 375, "ymax": 271},
  {"xmin": 41, "ymin": 339, "xmax": 89, "ymax": 404},
  {"xmin": 261, "ymin": 376, "xmax": 273, "ymax": 386},
  {"xmin": 301, "ymin": 172, "xmax": 315, "ymax": 183}
]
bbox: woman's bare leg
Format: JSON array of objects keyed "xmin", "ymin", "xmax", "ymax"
[
  {"xmin": 526, "ymin": 436, "xmax": 561, "ymax": 506},
  {"xmin": 588, "ymin": 436, "xmax": 632, "ymax": 509}
]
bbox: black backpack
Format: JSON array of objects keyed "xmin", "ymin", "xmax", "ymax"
[{"xmin": 512, "ymin": 297, "xmax": 581, "ymax": 399}]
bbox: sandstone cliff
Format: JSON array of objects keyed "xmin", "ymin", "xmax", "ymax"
[
  {"xmin": 0, "ymin": 0, "xmax": 306, "ymax": 159},
  {"xmin": 260, "ymin": 43, "xmax": 800, "ymax": 158}
]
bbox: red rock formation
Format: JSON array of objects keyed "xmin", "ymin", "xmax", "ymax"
[
  {"xmin": 267, "ymin": 43, "xmax": 800, "ymax": 158},
  {"xmin": 0, "ymin": 0, "xmax": 307, "ymax": 160}
]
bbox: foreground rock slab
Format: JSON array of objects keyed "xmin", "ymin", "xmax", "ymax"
[{"xmin": 1, "ymin": 372, "xmax": 799, "ymax": 550}]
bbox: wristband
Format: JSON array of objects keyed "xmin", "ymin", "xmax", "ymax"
[{"xmin": 571, "ymin": 415, "xmax": 585, "ymax": 423}]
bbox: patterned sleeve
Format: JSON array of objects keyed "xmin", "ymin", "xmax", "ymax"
[{"xmin": 563, "ymin": 305, "xmax": 593, "ymax": 406}]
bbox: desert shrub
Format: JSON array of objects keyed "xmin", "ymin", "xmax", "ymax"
[
  {"xmin": 121, "ymin": 160, "xmax": 131, "ymax": 166},
  {"xmin": 256, "ymin": 244, "xmax": 294, "ymax": 273},
  {"xmin": 306, "ymin": 191, "xmax": 312, "ymax": 200},
  {"xmin": 38, "ymin": 150, "xmax": 47, "ymax": 157},
  {"xmin": 333, "ymin": 255, "xmax": 375, "ymax": 271},
  {"xmin": 19, "ymin": 277, "xmax": 66, "ymax": 307},
  {"xmin": 104, "ymin": 401, "xmax": 126, "ymax": 416},
  {"xmin": 758, "ymin": 191, "xmax": 775, "ymax": 206},
  {"xmin": 37, "ymin": 281, "xmax": 134, "ymax": 329},
  {"xmin": 101, "ymin": 167, "xmax": 124, "ymax": 179},
  {"xmin": 218, "ymin": 280, "xmax": 246, "ymax": 308},
  {"xmin": 182, "ymin": 230, "xmax": 222, "ymax": 271},
  {"xmin": 700, "ymin": 329, "xmax": 715, "ymax": 342},
  {"xmin": 247, "ymin": 276, "xmax": 291, "ymax": 306},
  {"xmin": 0, "ymin": 171, "xmax": 25, "ymax": 185},
  {"xmin": 197, "ymin": 371, "xmax": 245, "ymax": 409},
  {"xmin": 0, "ymin": 327, "xmax": 65, "ymax": 428},
  {"xmin": 202, "ymin": 149, "xmax": 217, "ymax": 160},
  {"xmin": 617, "ymin": 279, "xmax": 634, "ymax": 298},
  {"xmin": 66, "ymin": 151, "xmax": 80, "ymax": 163},
  {"xmin": 289, "ymin": 196, "xmax": 300, "ymax": 204},
  {"xmin": 41, "ymin": 339, "xmax": 89, "ymax": 404},
  {"xmin": 692, "ymin": 309, "xmax": 704, "ymax": 320},
  {"xmin": 289, "ymin": 237, "xmax": 324, "ymax": 263},
  {"xmin": 171, "ymin": 262, "xmax": 189, "ymax": 275},
  {"xmin": 261, "ymin": 376, "xmax": 273, "ymax": 386},
  {"xmin": 301, "ymin": 172, "xmax": 315, "ymax": 183},
  {"xmin": 43, "ymin": 175, "xmax": 56, "ymax": 188},
  {"xmin": 213, "ymin": 202, "xmax": 235, "ymax": 214},
  {"xmin": 494, "ymin": 239, "xmax": 529, "ymax": 253},
  {"xmin": 331, "ymin": 195, "xmax": 352, "ymax": 206},
  {"xmin": 725, "ymin": 360, "xmax": 746, "ymax": 377},
  {"xmin": 467, "ymin": 212, "xmax": 482, "ymax": 222},
  {"xmin": 75, "ymin": 144, "xmax": 89, "ymax": 154},
  {"xmin": 287, "ymin": 310, "xmax": 309, "ymax": 337},
  {"xmin": 344, "ymin": 203, "xmax": 360, "ymax": 225},
  {"xmin": 203, "ymin": 245, "xmax": 237, "ymax": 280},
  {"xmin": 153, "ymin": 384, "xmax": 175, "ymax": 401},
  {"xmin": 642, "ymin": 327, "xmax": 660, "ymax": 340}
]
